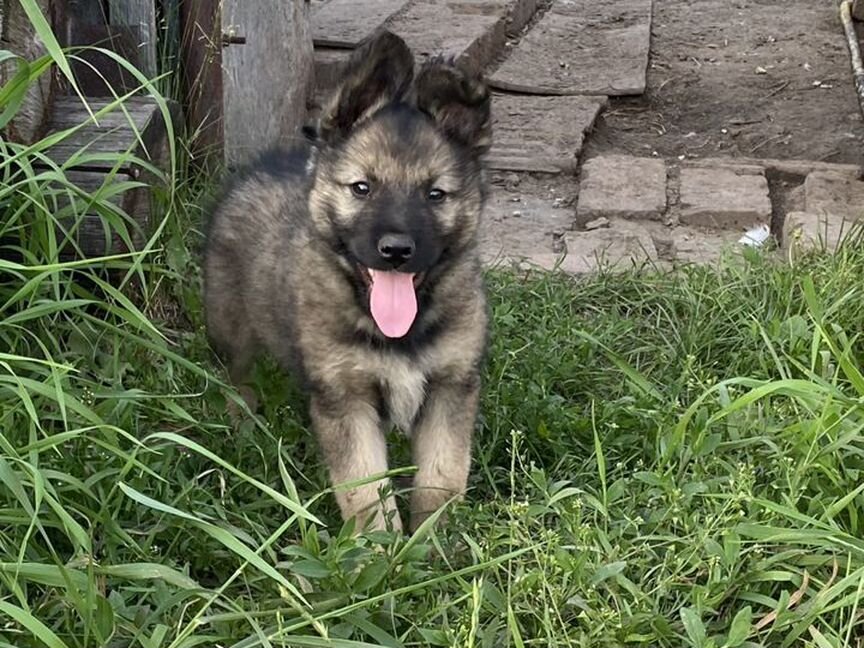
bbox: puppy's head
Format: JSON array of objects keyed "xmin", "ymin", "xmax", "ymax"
[{"xmin": 309, "ymin": 30, "xmax": 491, "ymax": 339}]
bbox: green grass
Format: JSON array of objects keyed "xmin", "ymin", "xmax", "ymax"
[{"xmin": 2, "ymin": 3, "xmax": 864, "ymax": 646}]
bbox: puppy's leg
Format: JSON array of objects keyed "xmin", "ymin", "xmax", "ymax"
[
  {"xmin": 219, "ymin": 337, "xmax": 259, "ymax": 421},
  {"xmin": 409, "ymin": 377, "xmax": 478, "ymax": 532},
  {"xmin": 311, "ymin": 395, "xmax": 402, "ymax": 532}
]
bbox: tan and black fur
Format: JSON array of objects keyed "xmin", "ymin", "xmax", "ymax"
[{"xmin": 203, "ymin": 30, "xmax": 491, "ymax": 532}]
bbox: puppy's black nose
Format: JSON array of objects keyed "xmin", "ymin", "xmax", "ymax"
[{"xmin": 377, "ymin": 233, "xmax": 415, "ymax": 264}]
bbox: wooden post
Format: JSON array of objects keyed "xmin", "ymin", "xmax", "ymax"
[
  {"xmin": 220, "ymin": 0, "xmax": 313, "ymax": 166},
  {"xmin": 108, "ymin": 0, "xmax": 157, "ymax": 78},
  {"xmin": 180, "ymin": 0, "xmax": 224, "ymax": 165}
]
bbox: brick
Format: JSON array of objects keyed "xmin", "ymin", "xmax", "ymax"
[
  {"xmin": 678, "ymin": 163, "xmax": 771, "ymax": 230},
  {"xmin": 562, "ymin": 219, "xmax": 658, "ymax": 273},
  {"xmin": 686, "ymin": 156, "xmax": 861, "ymax": 179},
  {"xmin": 659, "ymin": 226, "xmax": 753, "ymax": 266},
  {"xmin": 479, "ymin": 188, "xmax": 571, "ymax": 266},
  {"xmin": 804, "ymin": 171, "xmax": 864, "ymax": 220},
  {"xmin": 576, "ymin": 155, "xmax": 667, "ymax": 222},
  {"xmin": 782, "ymin": 211, "xmax": 860, "ymax": 254}
]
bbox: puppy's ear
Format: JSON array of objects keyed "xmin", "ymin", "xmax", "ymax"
[
  {"xmin": 415, "ymin": 60, "xmax": 492, "ymax": 154},
  {"xmin": 319, "ymin": 30, "xmax": 415, "ymax": 142}
]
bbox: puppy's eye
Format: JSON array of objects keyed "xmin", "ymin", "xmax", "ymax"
[
  {"xmin": 427, "ymin": 188, "xmax": 446, "ymax": 203},
  {"xmin": 350, "ymin": 181, "xmax": 371, "ymax": 198}
]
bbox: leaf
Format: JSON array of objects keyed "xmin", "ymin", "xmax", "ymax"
[
  {"xmin": 0, "ymin": 562, "xmax": 87, "ymax": 589},
  {"xmin": 147, "ymin": 433, "xmax": 321, "ymax": 524},
  {"xmin": 547, "ymin": 486, "xmax": 582, "ymax": 507},
  {"xmin": 755, "ymin": 570, "xmax": 809, "ymax": 630},
  {"xmin": 590, "ymin": 561, "xmax": 627, "ymax": 585},
  {"xmin": 353, "ymin": 559, "xmax": 388, "ymax": 592},
  {"xmin": 0, "ymin": 53, "xmax": 30, "ymax": 129},
  {"xmin": 17, "ymin": 0, "xmax": 86, "ymax": 104},
  {"xmin": 507, "ymin": 603, "xmax": 526, "ymax": 648},
  {"xmin": 417, "ymin": 629, "xmax": 450, "ymax": 647},
  {"xmin": 680, "ymin": 607, "xmax": 706, "ymax": 648},
  {"xmin": 0, "ymin": 601, "xmax": 68, "ymax": 648},
  {"xmin": 98, "ymin": 562, "xmax": 200, "ymax": 590},
  {"xmin": 571, "ymin": 330, "xmax": 663, "ymax": 401},
  {"xmin": 93, "ymin": 595, "xmax": 115, "ymax": 645},
  {"xmin": 808, "ymin": 625, "xmax": 837, "ymax": 648},
  {"xmin": 724, "ymin": 605, "xmax": 751, "ymax": 647},
  {"xmin": 289, "ymin": 559, "xmax": 332, "ymax": 579}
]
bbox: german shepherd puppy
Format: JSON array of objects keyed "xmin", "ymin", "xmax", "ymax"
[{"xmin": 203, "ymin": 29, "xmax": 491, "ymax": 533}]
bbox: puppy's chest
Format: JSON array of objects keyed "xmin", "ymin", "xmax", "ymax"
[{"xmin": 377, "ymin": 360, "xmax": 427, "ymax": 433}]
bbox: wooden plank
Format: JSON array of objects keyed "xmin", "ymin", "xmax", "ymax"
[
  {"xmin": 42, "ymin": 96, "xmax": 177, "ymax": 171},
  {"xmin": 54, "ymin": 170, "xmax": 151, "ymax": 259},
  {"xmin": 221, "ymin": 0, "xmax": 313, "ymax": 166},
  {"xmin": 108, "ymin": 0, "xmax": 157, "ymax": 78},
  {"xmin": 312, "ymin": 0, "xmax": 410, "ymax": 48},
  {"xmin": 0, "ymin": 0, "xmax": 54, "ymax": 143},
  {"xmin": 489, "ymin": 0, "xmax": 653, "ymax": 96},
  {"xmin": 180, "ymin": 0, "xmax": 223, "ymax": 164},
  {"xmin": 486, "ymin": 94, "xmax": 606, "ymax": 174},
  {"xmin": 40, "ymin": 96, "xmax": 180, "ymax": 259}
]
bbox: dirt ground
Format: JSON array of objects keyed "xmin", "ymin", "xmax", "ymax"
[{"xmin": 582, "ymin": 0, "xmax": 864, "ymax": 166}]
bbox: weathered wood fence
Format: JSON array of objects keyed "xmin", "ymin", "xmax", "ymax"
[{"xmin": 0, "ymin": 0, "xmax": 313, "ymax": 258}]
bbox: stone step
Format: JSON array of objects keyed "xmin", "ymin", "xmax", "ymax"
[
  {"xmin": 386, "ymin": 1, "xmax": 506, "ymax": 75},
  {"xmin": 311, "ymin": 0, "xmax": 540, "ymax": 104},
  {"xmin": 489, "ymin": 0, "xmax": 653, "ymax": 96},
  {"xmin": 311, "ymin": 0, "xmax": 411, "ymax": 48},
  {"xmin": 487, "ymin": 94, "xmax": 606, "ymax": 174}
]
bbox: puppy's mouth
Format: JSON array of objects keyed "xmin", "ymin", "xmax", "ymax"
[{"xmin": 357, "ymin": 266, "xmax": 426, "ymax": 339}]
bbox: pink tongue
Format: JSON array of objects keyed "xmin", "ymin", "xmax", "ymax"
[{"xmin": 368, "ymin": 269, "xmax": 417, "ymax": 338}]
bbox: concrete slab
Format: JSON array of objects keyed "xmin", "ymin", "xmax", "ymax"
[
  {"xmin": 489, "ymin": 0, "xmax": 652, "ymax": 95},
  {"xmin": 804, "ymin": 171, "xmax": 864, "ymax": 220},
  {"xmin": 678, "ymin": 163, "xmax": 771, "ymax": 230},
  {"xmin": 576, "ymin": 155, "xmax": 667, "ymax": 222},
  {"xmin": 487, "ymin": 94, "xmax": 606, "ymax": 174}
]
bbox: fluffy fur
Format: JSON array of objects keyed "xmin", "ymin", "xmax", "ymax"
[{"xmin": 203, "ymin": 30, "xmax": 492, "ymax": 532}]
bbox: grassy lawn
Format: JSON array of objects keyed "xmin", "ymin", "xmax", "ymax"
[{"xmin": 2, "ymin": 7, "xmax": 864, "ymax": 647}]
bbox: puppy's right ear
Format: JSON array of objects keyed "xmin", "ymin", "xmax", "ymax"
[{"xmin": 318, "ymin": 30, "xmax": 415, "ymax": 143}]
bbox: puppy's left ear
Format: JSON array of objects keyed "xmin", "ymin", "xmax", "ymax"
[{"xmin": 415, "ymin": 61, "xmax": 492, "ymax": 155}]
